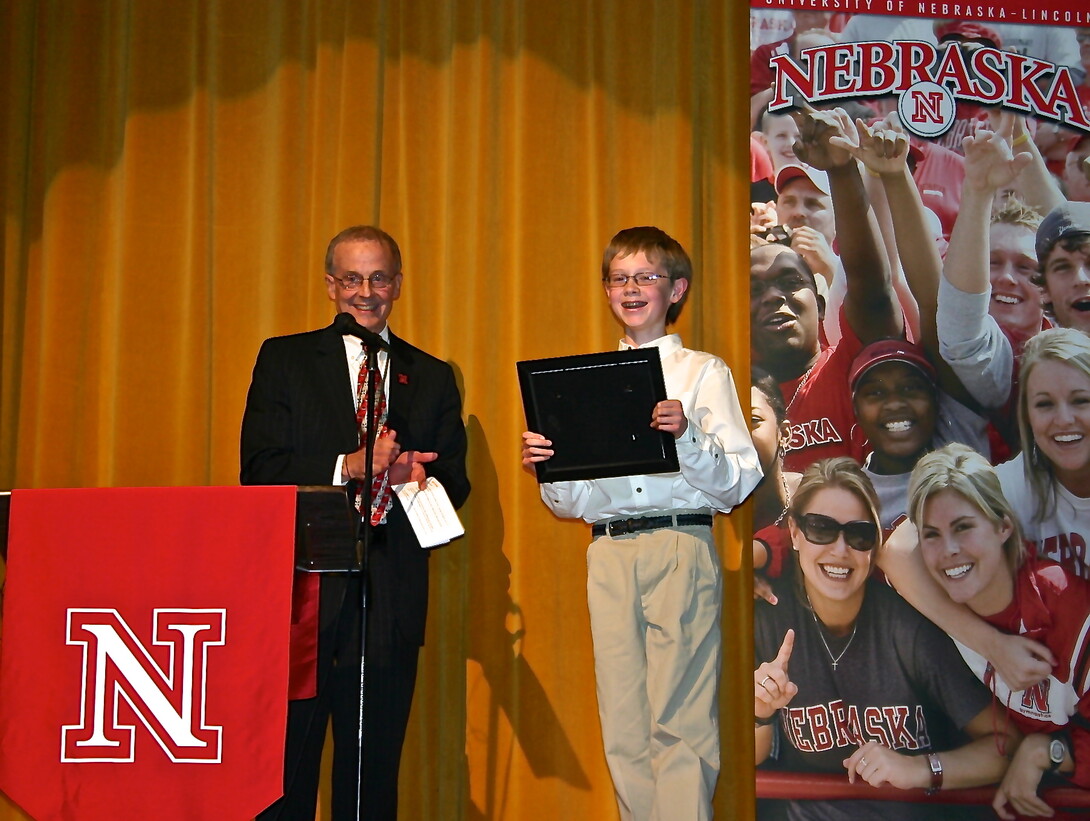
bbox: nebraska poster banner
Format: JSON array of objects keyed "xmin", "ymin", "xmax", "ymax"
[
  {"xmin": 0, "ymin": 485, "xmax": 296, "ymax": 821},
  {"xmin": 749, "ymin": 2, "xmax": 1090, "ymax": 819}
]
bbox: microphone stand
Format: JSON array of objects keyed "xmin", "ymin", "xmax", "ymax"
[{"xmin": 353, "ymin": 334, "xmax": 383, "ymax": 821}]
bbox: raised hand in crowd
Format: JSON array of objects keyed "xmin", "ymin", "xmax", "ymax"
[
  {"xmin": 754, "ymin": 628, "xmax": 797, "ymax": 720},
  {"xmin": 961, "ymin": 121, "xmax": 1033, "ymax": 199},
  {"xmin": 831, "ymin": 115, "xmax": 910, "ymax": 178},
  {"xmin": 790, "ymin": 103, "xmax": 858, "ymax": 171},
  {"xmin": 936, "ymin": 123, "xmax": 1036, "ymax": 411},
  {"xmin": 991, "ymin": 110, "xmax": 1066, "ymax": 215},
  {"xmin": 790, "ymin": 104, "xmax": 902, "ymax": 347}
]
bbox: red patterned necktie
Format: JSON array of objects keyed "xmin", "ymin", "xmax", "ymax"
[{"xmin": 354, "ymin": 350, "xmax": 394, "ymax": 525}]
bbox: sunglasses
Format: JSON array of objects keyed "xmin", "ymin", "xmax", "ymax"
[{"xmin": 793, "ymin": 513, "xmax": 879, "ymax": 552}]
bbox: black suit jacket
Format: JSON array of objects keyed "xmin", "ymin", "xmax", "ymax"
[{"xmin": 240, "ymin": 322, "xmax": 470, "ymax": 646}]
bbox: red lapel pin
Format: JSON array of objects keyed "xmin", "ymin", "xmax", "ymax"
[{"xmin": 398, "ymin": 373, "xmax": 409, "ymax": 385}]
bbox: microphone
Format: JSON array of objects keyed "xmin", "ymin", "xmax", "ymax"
[{"xmin": 333, "ymin": 312, "xmax": 389, "ymax": 351}]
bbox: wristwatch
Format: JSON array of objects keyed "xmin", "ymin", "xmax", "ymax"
[{"xmin": 1048, "ymin": 732, "xmax": 1068, "ymax": 773}]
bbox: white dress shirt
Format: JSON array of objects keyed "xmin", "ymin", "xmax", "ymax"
[{"xmin": 333, "ymin": 325, "xmax": 392, "ymax": 484}]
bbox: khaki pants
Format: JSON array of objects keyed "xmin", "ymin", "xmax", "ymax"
[{"xmin": 587, "ymin": 522, "xmax": 722, "ymax": 821}]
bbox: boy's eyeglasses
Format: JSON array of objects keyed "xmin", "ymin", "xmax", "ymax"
[
  {"xmin": 604, "ymin": 273, "xmax": 669, "ymax": 289},
  {"xmin": 331, "ymin": 273, "xmax": 394, "ymax": 291},
  {"xmin": 793, "ymin": 513, "xmax": 879, "ymax": 552}
]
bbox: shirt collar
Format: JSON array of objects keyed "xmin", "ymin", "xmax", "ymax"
[
  {"xmin": 618, "ymin": 333, "xmax": 682, "ymax": 355},
  {"xmin": 342, "ymin": 325, "xmax": 392, "ymax": 361}
]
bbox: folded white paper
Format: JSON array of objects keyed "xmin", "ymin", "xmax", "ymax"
[{"xmin": 393, "ymin": 476, "xmax": 465, "ymax": 548}]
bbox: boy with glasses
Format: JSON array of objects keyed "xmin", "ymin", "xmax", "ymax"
[{"xmin": 521, "ymin": 226, "xmax": 761, "ymax": 821}]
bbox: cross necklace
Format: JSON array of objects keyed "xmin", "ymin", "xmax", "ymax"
[{"xmin": 805, "ymin": 591, "xmax": 857, "ymax": 672}]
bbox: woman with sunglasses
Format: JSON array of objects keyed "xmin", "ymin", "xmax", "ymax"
[
  {"xmin": 755, "ymin": 457, "xmax": 1014, "ymax": 819},
  {"xmin": 909, "ymin": 443, "xmax": 1090, "ymax": 820}
]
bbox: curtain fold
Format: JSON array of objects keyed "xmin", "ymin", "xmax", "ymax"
[{"xmin": 0, "ymin": 1, "xmax": 753, "ymax": 817}]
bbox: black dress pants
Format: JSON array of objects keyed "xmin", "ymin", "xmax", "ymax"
[{"xmin": 258, "ymin": 530, "xmax": 420, "ymax": 821}]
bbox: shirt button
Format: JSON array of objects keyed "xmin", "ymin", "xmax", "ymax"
[{"xmin": 636, "ymin": 488, "xmax": 643, "ymax": 493}]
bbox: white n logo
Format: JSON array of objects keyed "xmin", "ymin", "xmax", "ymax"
[{"xmin": 62, "ymin": 608, "xmax": 225, "ymax": 763}]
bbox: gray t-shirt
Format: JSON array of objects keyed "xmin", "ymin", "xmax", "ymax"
[{"xmin": 756, "ymin": 580, "xmax": 993, "ymax": 821}]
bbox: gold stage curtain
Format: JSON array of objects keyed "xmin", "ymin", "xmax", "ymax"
[{"xmin": 0, "ymin": 1, "xmax": 753, "ymax": 818}]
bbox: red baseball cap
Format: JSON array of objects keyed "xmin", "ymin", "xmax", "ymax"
[
  {"xmin": 935, "ymin": 20, "xmax": 1002, "ymax": 49},
  {"xmin": 774, "ymin": 163, "xmax": 830, "ymax": 196},
  {"xmin": 849, "ymin": 338, "xmax": 936, "ymax": 392}
]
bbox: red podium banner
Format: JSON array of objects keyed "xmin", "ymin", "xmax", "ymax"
[{"xmin": 0, "ymin": 486, "xmax": 297, "ymax": 821}]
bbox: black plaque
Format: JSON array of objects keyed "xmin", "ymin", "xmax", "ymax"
[{"xmin": 517, "ymin": 348, "xmax": 679, "ymax": 483}]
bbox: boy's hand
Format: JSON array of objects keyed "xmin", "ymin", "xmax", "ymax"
[
  {"xmin": 521, "ymin": 431, "xmax": 554, "ymax": 475},
  {"xmin": 651, "ymin": 400, "xmax": 687, "ymax": 438}
]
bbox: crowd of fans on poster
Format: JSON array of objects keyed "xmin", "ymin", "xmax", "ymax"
[{"xmin": 748, "ymin": 10, "xmax": 1090, "ymax": 820}]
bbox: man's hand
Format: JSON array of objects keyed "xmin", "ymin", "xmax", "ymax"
[
  {"xmin": 344, "ymin": 430, "xmax": 402, "ymax": 480},
  {"xmin": 387, "ymin": 449, "xmax": 438, "ymax": 488},
  {"xmin": 789, "ymin": 225, "xmax": 836, "ymax": 283},
  {"xmin": 751, "ymin": 201, "xmax": 779, "ymax": 235},
  {"xmin": 651, "ymin": 399, "xmax": 688, "ymax": 439},
  {"xmin": 753, "ymin": 572, "xmax": 778, "ymax": 605}
]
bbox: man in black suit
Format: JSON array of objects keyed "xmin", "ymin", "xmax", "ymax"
[{"xmin": 241, "ymin": 225, "xmax": 470, "ymax": 821}]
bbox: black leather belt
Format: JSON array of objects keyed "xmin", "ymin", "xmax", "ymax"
[{"xmin": 591, "ymin": 513, "xmax": 713, "ymax": 538}]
